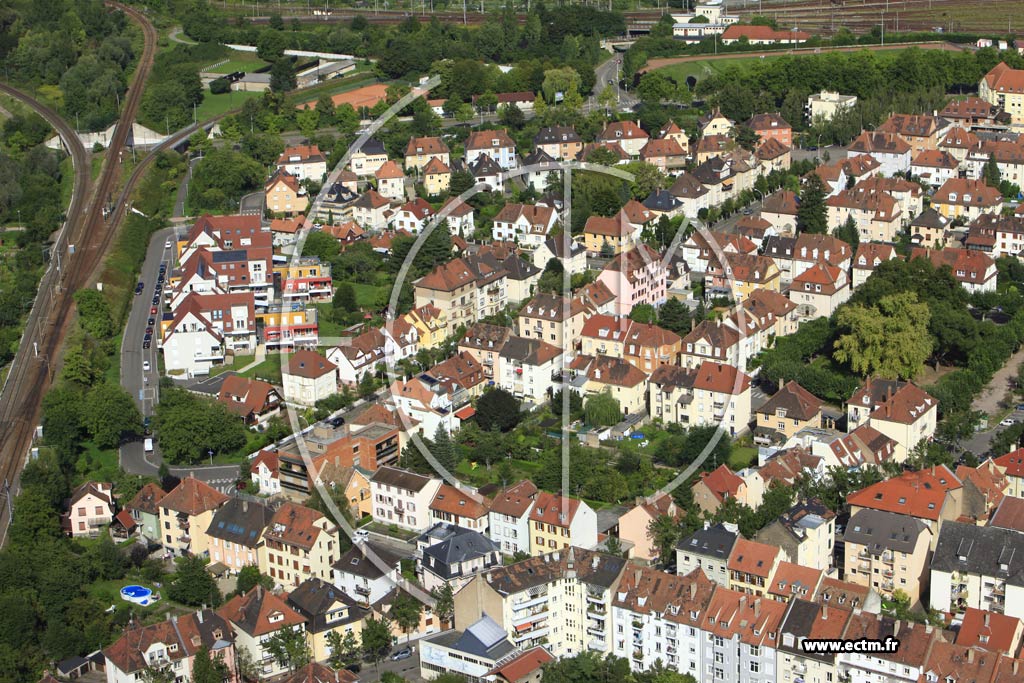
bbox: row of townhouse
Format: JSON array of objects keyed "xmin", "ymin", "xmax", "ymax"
[
  {"xmin": 442, "ymin": 546, "xmax": 1022, "ymax": 683},
  {"xmin": 367, "ymin": 466, "xmax": 600, "ymax": 556}
]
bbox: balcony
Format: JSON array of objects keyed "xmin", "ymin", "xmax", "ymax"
[
  {"xmin": 632, "ymin": 619, "xmax": 643, "ymax": 629},
  {"xmin": 883, "ymin": 569, "xmax": 894, "ymax": 578},
  {"xmin": 587, "ymin": 626, "xmax": 605, "ymax": 636},
  {"xmin": 587, "ymin": 604, "xmax": 606, "ymax": 616},
  {"xmin": 354, "ymin": 585, "xmax": 371, "ymax": 596},
  {"xmin": 513, "ymin": 625, "xmax": 550, "ymax": 643},
  {"xmin": 512, "ymin": 606, "xmax": 549, "ymax": 625},
  {"xmin": 857, "ymin": 550, "xmax": 871, "ymax": 560},
  {"xmin": 793, "ymin": 663, "xmax": 807, "ymax": 674},
  {"xmin": 177, "ymin": 533, "xmax": 191, "ymax": 544},
  {"xmin": 632, "ymin": 650, "xmax": 643, "ymax": 662},
  {"xmin": 881, "ymin": 551, "xmax": 894, "ymax": 563},
  {"xmin": 588, "ymin": 639, "xmax": 606, "ymax": 651}
]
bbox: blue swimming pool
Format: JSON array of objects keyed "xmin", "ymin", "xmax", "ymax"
[{"xmin": 120, "ymin": 585, "xmax": 157, "ymax": 606}]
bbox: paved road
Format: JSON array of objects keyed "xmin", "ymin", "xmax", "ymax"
[
  {"xmin": 962, "ymin": 408, "xmax": 1024, "ymax": 458},
  {"xmin": 594, "ymin": 55, "xmax": 637, "ymax": 110},
  {"xmin": 116, "ymin": 219, "xmax": 241, "ymax": 488}
]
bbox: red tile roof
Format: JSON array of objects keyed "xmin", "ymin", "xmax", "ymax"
[
  {"xmin": 694, "ymin": 360, "xmax": 750, "ymax": 395},
  {"xmin": 847, "ymin": 465, "xmax": 961, "ymax": 521},
  {"xmin": 489, "ymin": 480, "xmax": 538, "ymax": 517},
  {"xmin": 430, "ymin": 484, "xmax": 490, "ymax": 520},
  {"xmin": 160, "ymin": 477, "xmax": 228, "ymax": 516},
  {"xmin": 995, "ymin": 447, "xmax": 1024, "ymax": 478},
  {"xmin": 984, "ymin": 62, "xmax": 1024, "ymax": 95},
  {"xmin": 721, "ymin": 24, "xmax": 810, "ymax": 41},
  {"xmin": 697, "ymin": 464, "xmax": 744, "ymax": 502},
  {"xmin": 486, "ymin": 647, "xmax": 555, "ymax": 683},
  {"xmin": 284, "ymin": 349, "xmax": 337, "ymax": 380},
  {"xmin": 933, "ymin": 178, "xmax": 1003, "ymax": 208},
  {"xmin": 529, "ymin": 491, "xmax": 583, "ymax": 528},
  {"xmin": 955, "ymin": 607, "xmax": 1021, "ymax": 653},
  {"xmin": 727, "ymin": 538, "xmax": 779, "ymax": 578},
  {"xmin": 768, "ymin": 561, "xmax": 823, "ymax": 601}
]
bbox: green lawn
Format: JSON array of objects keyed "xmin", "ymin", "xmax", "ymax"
[
  {"xmin": 194, "ymin": 89, "xmax": 263, "ymax": 122},
  {"xmin": 91, "ymin": 152, "xmax": 105, "ymax": 181},
  {"xmin": 728, "ymin": 444, "xmax": 758, "ymax": 470},
  {"xmin": 454, "ymin": 458, "xmax": 543, "ymax": 488},
  {"xmin": 210, "ymin": 352, "xmax": 256, "ymax": 377},
  {"xmin": 336, "ymin": 281, "xmax": 386, "ymax": 309},
  {"xmin": 238, "ymin": 353, "xmax": 285, "ymax": 384},
  {"xmin": 315, "ymin": 303, "xmax": 347, "ymax": 338},
  {"xmin": 205, "ymin": 52, "xmax": 268, "ymax": 74}
]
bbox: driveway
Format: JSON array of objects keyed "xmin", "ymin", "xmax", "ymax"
[{"xmin": 240, "ymin": 191, "xmax": 265, "ymax": 216}]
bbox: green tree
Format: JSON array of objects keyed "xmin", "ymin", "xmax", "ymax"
[
  {"xmin": 621, "ymin": 161, "xmax": 665, "ymax": 200},
  {"xmin": 82, "ymin": 383, "xmax": 141, "ymax": 448},
  {"xmin": 796, "ymin": 174, "xmax": 828, "ymax": 234},
  {"xmin": 191, "ymin": 148, "xmax": 264, "ymax": 213},
  {"xmin": 235, "ymin": 566, "xmax": 273, "ymax": 595},
  {"xmin": 636, "ymin": 71, "xmax": 675, "ymax": 105},
  {"xmin": 541, "ymin": 67, "xmax": 582, "ymax": 104},
  {"xmin": 358, "ymin": 370, "xmax": 376, "ymax": 399},
  {"xmin": 296, "ymin": 107, "xmax": 320, "ymax": 141},
  {"xmin": 430, "ymin": 422, "xmax": 456, "ymax": 473},
  {"xmin": 390, "ymin": 593, "xmax": 422, "ymax": 644},
  {"xmin": 326, "ymin": 630, "xmax": 360, "ymax": 669},
  {"xmin": 834, "ymin": 291, "xmax": 932, "ymax": 380},
  {"xmin": 333, "ymin": 282, "xmax": 358, "ymax": 322},
  {"xmin": 983, "ymin": 155, "xmax": 1001, "ymax": 188},
  {"xmin": 629, "ymin": 304, "xmax": 657, "ymax": 324},
  {"xmin": 733, "ymin": 124, "xmax": 761, "ymax": 152},
  {"xmin": 266, "ymin": 627, "xmax": 311, "ymax": 672},
  {"xmin": 430, "ymin": 583, "xmax": 455, "ymax": 626},
  {"xmin": 270, "ymin": 59, "xmax": 296, "ymax": 93},
  {"xmin": 834, "ymin": 213, "xmax": 860, "ymax": 250},
  {"xmin": 167, "ymin": 555, "xmax": 222, "ymax": 607},
  {"xmin": 475, "ymin": 388, "xmax": 522, "ymax": 432},
  {"xmin": 191, "ymin": 646, "xmax": 229, "ymax": 683},
  {"xmin": 89, "ymin": 534, "xmax": 128, "ymax": 580},
  {"xmin": 646, "ymin": 514, "xmax": 681, "ymax": 565},
  {"xmin": 154, "ymin": 388, "xmax": 248, "ymax": 465},
  {"xmin": 361, "ymin": 615, "xmax": 394, "ymax": 674},
  {"xmin": 658, "ymin": 297, "xmax": 690, "ymax": 335},
  {"xmin": 73, "ymin": 289, "xmax": 113, "ymax": 338},
  {"xmin": 584, "ymin": 389, "xmax": 621, "ymax": 427}
]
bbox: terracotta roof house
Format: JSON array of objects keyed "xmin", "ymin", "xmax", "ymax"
[
  {"xmin": 486, "ymin": 646, "xmax": 555, "ymax": 683},
  {"xmin": 846, "ymin": 379, "xmax": 938, "ymax": 459},
  {"xmin": 487, "ymin": 480, "xmax": 539, "ymax": 557},
  {"xmin": 727, "ymin": 537, "xmax": 781, "ymax": 596},
  {"xmin": 721, "ymin": 24, "xmax": 810, "ymax": 44},
  {"xmin": 932, "ymin": 178, "xmax": 1004, "ymax": 221},
  {"xmin": 127, "ymin": 482, "xmax": 166, "ymax": 542},
  {"xmin": 62, "ymin": 481, "xmax": 114, "ymax": 538},
  {"xmin": 692, "ymin": 464, "xmax": 747, "ymax": 515},
  {"xmin": 768, "ymin": 561, "xmax": 823, "ymax": 602},
  {"xmin": 754, "ymin": 380, "xmax": 823, "ymax": 443},
  {"xmin": 847, "ymin": 465, "xmax": 962, "ymax": 523},
  {"xmin": 218, "ymin": 586, "xmax": 306, "ymax": 678},
  {"xmin": 429, "ymin": 484, "xmax": 491, "ymax": 532},
  {"xmin": 104, "ymin": 610, "xmax": 236, "ymax": 682},
  {"xmin": 911, "ymin": 246, "xmax": 997, "ymax": 293},
  {"xmin": 282, "ymin": 349, "xmax": 337, "ymax": 406},
  {"xmin": 276, "ymin": 663, "xmax": 358, "ymax": 683},
  {"xmin": 217, "ymin": 375, "xmax": 282, "ymax": 426},
  {"xmin": 596, "ymin": 120, "xmax": 650, "ymax": 157},
  {"xmin": 954, "ymin": 607, "xmax": 1022, "ymax": 653},
  {"xmin": 846, "ymin": 131, "xmax": 912, "ymax": 175}
]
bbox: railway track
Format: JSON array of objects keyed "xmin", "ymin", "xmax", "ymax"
[{"xmin": 0, "ymin": 0, "xmax": 157, "ymax": 546}]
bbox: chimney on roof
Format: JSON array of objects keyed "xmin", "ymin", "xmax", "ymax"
[
  {"xmin": 243, "ymin": 500, "xmax": 248, "ymax": 513},
  {"xmin": 968, "ymin": 649, "xmax": 975, "ymax": 664},
  {"xmin": 822, "ymin": 604, "xmax": 828, "ymax": 620},
  {"xmin": 894, "ymin": 620, "xmax": 901, "ymax": 637},
  {"xmin": 197, "ymin": 610, "xmax": 204, "ymax": 624},
  {"xmin": 690, "ymin": 582, "xmax": 697, "ymax": 599},
  {"xmin": 635, "ymin": 569, "xmax": 642, "ymax": 584},
  {"xmin": 984, "ymin": 613, "xmax": 990, "ymax": 627},
  {"xmin": 778, "ymin": 377, "xmax": 784, "ymax": 392},
  {"xmin": 754, "ymin": 597, "xmax": 761, "ymax": 617}
]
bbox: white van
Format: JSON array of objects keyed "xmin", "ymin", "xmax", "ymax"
[{"xmin": 144, "ymin": 438, "xmax": 154, "ymax": 453}]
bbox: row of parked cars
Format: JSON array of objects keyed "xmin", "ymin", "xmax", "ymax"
[{"xmin": 135, "ymin": 261, "xmax": 167, "ymax": 350}]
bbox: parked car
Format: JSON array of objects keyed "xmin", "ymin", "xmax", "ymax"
[
  {"xmin": 150, "ymin": 306, "xmax": 158, "ymax": 315},
  {"xmin": 1001, "ymin": 418, "xmax": 1017, "ymax": 427},
  {"xmin": 135, "ymin": 282, "xmax": 145, "ymax": 295},
  {"xmin": 142, "ymin": 340, "xmax": 151, "ymax": 349},
  {"xmin": 143, "ymin": 360, "xmax": 151, "ymax": 372},
  {"xmin": 147, "ymin": 317, "xmax": 155, "ymax": 326},
  {"xmin": 164, "ymin": 239, "xmax": 172, "ymax": 249},
  {"xmin": 354, "ymin": 529, "xmax": 369, "ymax": 543},
  {"xmin": 390, "ymin": 648, "xmax": 412, "ymax": 661}
]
